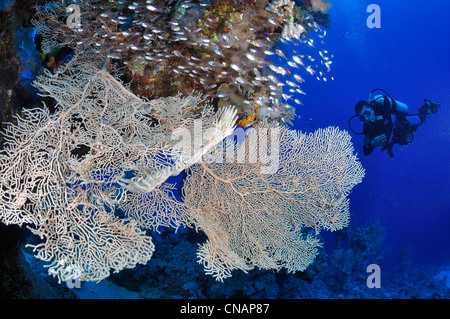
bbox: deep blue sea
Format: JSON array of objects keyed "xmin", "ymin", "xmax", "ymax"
[{"xmin": 286, "ymin": 0, "xmax": 450, "ymax": 272}]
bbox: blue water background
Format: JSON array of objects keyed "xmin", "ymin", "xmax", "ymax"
[{"xmin": 287, "ymin": 0, "xmax": 450, "ymax": 271}]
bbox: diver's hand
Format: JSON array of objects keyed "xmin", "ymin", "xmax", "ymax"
[{"xmin": 370, "ymin": 134, "xmax": 387, "ymax": 148}]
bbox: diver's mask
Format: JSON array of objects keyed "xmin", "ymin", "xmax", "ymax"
[{"xmin": 358, "ymin": 109, "xmax": 373, "ymax": 122}]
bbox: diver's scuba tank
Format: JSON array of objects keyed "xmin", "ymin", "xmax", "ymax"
[
  {"xmin": 369, "ymin": 92, "xmax": 409, "ymax": 116},
  {"xmin": 389, "ymin": 97, "xmax": 408, "ymax": 116}
]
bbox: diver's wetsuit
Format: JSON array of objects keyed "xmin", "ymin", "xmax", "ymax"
[
  {"xmin": 362, "ymin": 98, "xmax": 392, "ymax": 156},
  {"xmin": 362, "ymin": 96, "xmax": 425, "ymax": 156}
]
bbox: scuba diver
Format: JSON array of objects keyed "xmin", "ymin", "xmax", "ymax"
[{"xmin": 349, "ymin": 89, "xmax": 441, "ymax": 157}]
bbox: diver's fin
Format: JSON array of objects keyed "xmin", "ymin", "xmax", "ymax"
[{"xmin": 423, "ymin": 99, "xmax": 441, "ymax": 114}]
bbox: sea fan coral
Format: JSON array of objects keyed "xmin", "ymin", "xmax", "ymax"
[
  {"xmin": 183, "ymin": 124, "xmax": 365, "ymax": 281},
  {"xmin": 0, "ymin": 47, "xmax": 237, "ymax": 282},
  {"xmin": 0, "ymin": 0, "xmax": 352, "ymax": 285}
]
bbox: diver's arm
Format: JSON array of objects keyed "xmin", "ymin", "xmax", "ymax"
[
  {"xmin": 363, "ymin": 134, "xmax": 387, "ymax": 155},
  {"xmin": 363, "ymin": 136, "xmax": 374, "ymax": 156}
]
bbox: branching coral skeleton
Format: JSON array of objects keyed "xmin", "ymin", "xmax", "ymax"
[
  {"xmin": 0, "ymin": 49, "xmax": 237, "ymax": 282},
  {"xmin": 0, "ymin": 0, "xmax": 363, "ymax": 284},
  {"xmin": 182, "ymin": 125, "xmax": 365, "ymax": 281}
]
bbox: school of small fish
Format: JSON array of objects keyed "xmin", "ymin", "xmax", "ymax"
[{"xmin": 68, "ymin": 0, "xmax": 333, "ymax": 126}]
